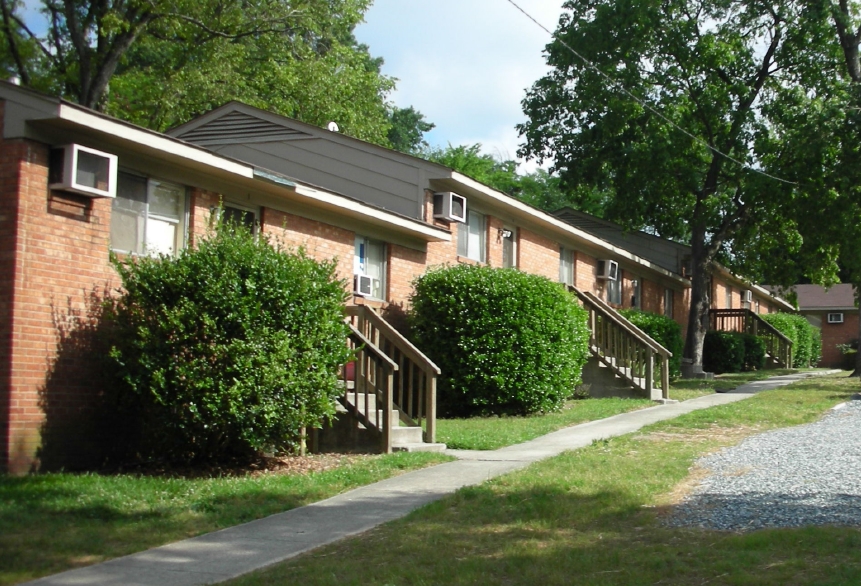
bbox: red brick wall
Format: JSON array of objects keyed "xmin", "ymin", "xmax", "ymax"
[
  {"xmin": 486, "ymin": 215, "xmax": 505, "ymax": 268},
  {"xmin": 642, "ymin": 279, "xmax": 662, "ymax": 314},
  {"xmin": 1, "ymin": 132, "xmax": 116, "ymax": 474},
  {"xmin": 816, "ymin": 311, "xmax": 859, "ymax": 368},
  {"xmin": 518, "ymin": 227, "xmax": 559, "ymax": 281},
  {"xmin": 260, "ymin": 208, "xmax": 354, "ymax": 286},
  {"xmin": 574, "ymin": 251, "xmax": 598, "ymax": 294}
]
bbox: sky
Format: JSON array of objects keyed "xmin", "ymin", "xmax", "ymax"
[{"xmin": 354, "ymin": 0, "xmax": 566, "ymax": 171}]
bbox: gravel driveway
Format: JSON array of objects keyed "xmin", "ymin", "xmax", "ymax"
[{"xmin": 667, "ymin": 398, "xmax": 861, "ymax": 532}]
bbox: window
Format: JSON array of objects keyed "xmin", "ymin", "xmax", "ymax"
[
  {"xmin": 457, "ymin": 209, "xmax": 486, "ymax": 262},
  {"xmin": 725, "ymin": 286, "xmax": 733, "ymax": 309},
  {"xmin": 664, "ymin": 288, "xmax": 674, "ymax": 318},
  {"xmin": 110, "ymin": 172, "xmax": 187, "ymax": 256},
  {"xmin": 559, "ymin": 247, "xmax": 574, "ymax": 286},
  {"xmin": 607, "ymin": 271, "xmax": 622, "ymax": 304},
  {"xmin": 741, "ymin": 290, "xmax": 751, "ymax": 310},
  {"xmin": 354, "ymin": 236, "xmax": 386, "ymax": 300},
  {"xmin": 502, "ymin": 226, "xmax": 517, "ymax": 268},
  {"xmin": 629, "ymin": 278, "xmax": 641, "ymax": 308},
  {"xmin": 222, "ymin": 204, "xmax": 258, "ymax": 232}
]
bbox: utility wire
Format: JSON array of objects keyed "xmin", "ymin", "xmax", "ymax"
[{"xmin": 506, "ymin": 0, "xmax": 799, "ymax": 186}]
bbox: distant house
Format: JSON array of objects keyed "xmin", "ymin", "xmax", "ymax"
[{"xmin": 793, "ymin": 284, "xmax": 858, "ymax": 368}]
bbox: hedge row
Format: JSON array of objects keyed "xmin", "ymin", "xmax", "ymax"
[
  {"xmin": 408, "ymin": 264, "xmax": 590, "ymax": 417},
  {"xmin": 760, "ymin": 313, "xmax": 821, "ymax": 367},
  {"xmin": 703, "ymin": 331, "xmax": 766, "ymax": 374}
]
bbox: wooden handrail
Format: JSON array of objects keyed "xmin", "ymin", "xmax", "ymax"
[
  {"xmin": 345, "ymin": 305, "xmax": 440, "ymax": 445},
  {"xmin": 570, "ymin": 286, "xmax": 672, "ymax": 400}
]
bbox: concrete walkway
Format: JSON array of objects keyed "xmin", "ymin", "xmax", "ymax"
[{"xmin": 27, "ymin": 371, "xmax": 839, "ymax": 586}]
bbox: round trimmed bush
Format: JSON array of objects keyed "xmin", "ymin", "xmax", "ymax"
[
  {"xmin": 618, "ymin": 309, "xmax": 683, "ymax": 379},
  {"xmin": 703, "ymin": 331, "xmax": 745, "ymax": 374},
  {"xmin": 106, "ymin": 221, "xmax": 351, "ymax": 463},
  {"xmin": 408, "ymin": 265, "xmax": 590, "ymax": 417}
]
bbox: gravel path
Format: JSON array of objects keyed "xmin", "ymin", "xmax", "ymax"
[{"xmin": 668, "ymin": 398, "xmax": 861, "ymax": 532}]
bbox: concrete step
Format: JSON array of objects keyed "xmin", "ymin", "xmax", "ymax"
[
  {"xmin": 392, "ymin": 442, "xmax": 447, "ymax": 453},
  {"xmin": 391, "ymin": 425, "xmax": 423, "ymax": 444}
]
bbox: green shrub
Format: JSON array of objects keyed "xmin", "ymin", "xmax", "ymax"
[
  {"xmin": 408, "ymin": 264, "xmax": 590, "ymax": 417},
  {"xmin": 618, "ymin": 309, "xmax": 683, "ymax": 379},
  {"xmin": 760, "ymin": 313, "xmax": 819, "ymax": 367},
  {"xmin": 703, "ymin": 331, "xmax": 745, "ymax": 374},
  {"xmin": 106, "ymin": 221, "xmax": 351, "ymax": 464},
  {"xmin": 741, "ymin": 333, "xmax": 766, "ymax": 371}
]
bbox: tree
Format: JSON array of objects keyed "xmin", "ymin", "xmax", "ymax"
[
  {"xmin": 386, "ymin": 105, "xmax": 435, "ymax": 154},
  {"xmin": 519, "ymin": 0, "xmax": 839, "ymax": 370},
  {"xmin": 0, "ymin": 0, "xmax": 397, "ymax": 142},
  {"xmin": 422, "ymin": 143, "xmax": 573, "ymax": 212}
]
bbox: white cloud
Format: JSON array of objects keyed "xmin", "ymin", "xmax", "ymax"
[{"xmin": 355, "ymin": 0, "xmax": 564, "ymax": 171}]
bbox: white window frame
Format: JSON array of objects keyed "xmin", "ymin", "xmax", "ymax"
[
  {"xmin": 110, "ymin": 172, "xmax": 188, "ymax": 256},
  {"xmin": 607, "ymin": 271, "xmax": 622, "ymax": 305},
  {"xmin": 629, "ymin": 277, "xmax": 641, "ymax": 308},
  {"xmin": 221, "ymin": 202, "xmax": 259, "ymax": 233},
  {"xmin": 725, "ymin": 286, "xmax": 733, "ymax": 309},
  {"xmin": 559, "ymin": 247, "xmax": 575, "ymax": 286},
  {"xmin": 354, "ymin": 235, "xmax": 387, "ymax": 301},
  {"xmin": 457, "ymin": 209, "xmax": 486, "ymax": 263}
]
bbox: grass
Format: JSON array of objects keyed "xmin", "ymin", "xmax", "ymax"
[
  {"xmin": 228, "ymin": 373, "xmax": 861, "ymax": 586},
  {"xmin": 0, "ymin": 451, "xmax": 452, "ymax": 585},
  {"xmin": 437, "ymin": 368, "xmax": 829, "ymax": 450},
  {"xmin": 436, "ymin": 397, "xmax": 654, "ymax": 450}
]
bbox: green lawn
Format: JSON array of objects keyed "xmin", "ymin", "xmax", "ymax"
[
  {"xmin": 229, "ymin": 373, "xmax": 861, "ymax": 586},
  {"xmin": 0, "ymin": 452, "xmax": 452, "ymax": 585}
]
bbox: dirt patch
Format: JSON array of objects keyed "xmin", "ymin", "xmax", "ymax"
[
  {"xmin": 638, "ymin": 423, "xmax": 763, "ymax": 444},
  {"xmin": 101, "ymin": 453, "xmax": 372, "ymax": 479}
]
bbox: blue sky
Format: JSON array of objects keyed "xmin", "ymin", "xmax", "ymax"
[{"xmin": 354, "ymin": 0, "xmax": 564, "ymax": 171}]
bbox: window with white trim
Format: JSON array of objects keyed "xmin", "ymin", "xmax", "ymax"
[
  {"xmin": 354, "ymin": 236, "xmax": 386, "ymax": 300},
  {"xmin": 664, "ymin": 288, "xmax": 674, "ymax": 318},
  {"xmin": 110, "ymin": 172, "xmax": 187, "ymax": 256},
  {"xmin": 559, "ymin": 247, "xmax": 574, "ymax": 286},
  {"xmin": 725, "ymin": 286, "xmax": 733, "ymax": 309},
  {"xmin": 222, "ymin": 203, "xmax": 258, "ymax": 232},
  {"xmin": 607, "ymin": 271, "xmax": 622, "ymax": 304},
  {"xmin": 457, "ymin": 209, "xmax": 486, "ymax": 263}
]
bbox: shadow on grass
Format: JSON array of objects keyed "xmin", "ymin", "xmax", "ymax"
[{"xmin": 237, "ymin": 483, "xmax": 861, "ymax": 586}]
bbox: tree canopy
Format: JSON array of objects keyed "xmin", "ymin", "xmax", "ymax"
[
  {"xmin": 0, "ymin": 0, "xmax": 433, "ymax": 145},
  {"xmin": 519, "ymin": 0, "xmax": 842, "ymax": 368}
]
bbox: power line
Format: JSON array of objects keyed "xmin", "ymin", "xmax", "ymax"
[{"xmin": 505, "ymin": 0, "xmax": 799, "ymax": 187}]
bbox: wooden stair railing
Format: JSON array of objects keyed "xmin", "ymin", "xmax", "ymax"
[
  {"xmin": 345, "ymin": 305, "xmax": 440, "ymax": 446},
  {"xmin": 344, "ymin": 323, "xmax": 398, "ymax": 453},
  {"xmin": 709, "ymin": 309, "xmax": 793, "ymax": 368},
  {"xmin": 570, "ymin": 287, "xmax": 672, "ymax": 400}
]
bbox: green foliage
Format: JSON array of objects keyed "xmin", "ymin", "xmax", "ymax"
[
  {"xmin": 386, "ymin": 106, "xmax": 435, "ymax": 153},
  {"xmin": 618, "ymin": 309, "xmax": 683, "ymax": 379},
  {"xmin": 408, "ymin": 265, "xmax": 590, "ymax": 417},
  {"xmin": 703, "ymin": 331, "xmax": 745, "ymax": 374},
  {"xmin": 106, "ymin": 221, "xmax": 351, "ymax": 463},
  {"xmin": 421, "ymin": 143, "xmax": 572, "ymax": 212},
  {"xmin": 741, "ymin": 333, "xmax": 766, "ymax": 371},
  {"xmin": 761, "ymin": 313, "xmax": 821, "ymax": 367}
]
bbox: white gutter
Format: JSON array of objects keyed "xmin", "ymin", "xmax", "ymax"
[
  {"xmin": 450, "ymin": 172, "xmax": 688, "ymax": 286},
  {"xmin": 58, "ymin": 104, "xmax": 254, "ymax": 179}
]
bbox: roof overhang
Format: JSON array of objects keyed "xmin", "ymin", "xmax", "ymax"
[
  {"xmin": 711, "ymin": 264, "xmax": 795, "ymax": 311},
  {"xmin": 435, "ymin": 172, "xmax": 689, "ymax": 287},
  {"xmin": 2, "ymin": 83, "xmax": 449, "ymax": 244}
]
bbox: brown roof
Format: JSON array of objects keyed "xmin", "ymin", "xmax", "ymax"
[{"xmin": 794, "ymin": 284, "xmax": 857, "ymax": 310}]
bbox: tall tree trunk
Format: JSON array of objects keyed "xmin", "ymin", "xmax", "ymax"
[
  {"xmin": 852, "ymin": 283, "xmax": 861, "ymax": 377},
  {"xmin": 683, "ymin": 232, "xmax": 711, "ymax": 371}
]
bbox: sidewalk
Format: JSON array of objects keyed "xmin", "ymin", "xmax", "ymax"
[{"xmin": 26, "ymin": 371, "xmax": 839, "ymax": 586}]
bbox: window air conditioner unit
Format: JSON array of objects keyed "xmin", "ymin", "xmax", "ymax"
[
  {"xmin": 597, "ymin": 259, "xmax": 619, "ymax": 281},
  {"xmin": 49, "ymin": 144, "xmax": 118, "ymax": 198},
  {"xmin": 354, "ymin": 274, "xmax": 373, "ymax": 296},
  {"xmin": 828, "ymin": 312, "xmax": 844, "ymax": 324},
  {"xmin": 433, "ymin": 191, "xmax": 467, "ymax": 223},
  {"xmin": 743, "ymin": 290, "xmax": 753, "ymax": 304}
]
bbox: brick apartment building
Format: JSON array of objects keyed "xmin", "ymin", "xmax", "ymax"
[
  {"xmin": 793, "ymin": 284, "xmax": 858, "ymax": 368},
  {"xmin": 0, "ymin": 82, "xmax": 790, "ymax": 473}
]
